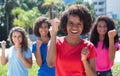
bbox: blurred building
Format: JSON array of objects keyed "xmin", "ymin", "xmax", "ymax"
[
  {"xmin": 106, "ymin": 0, "xmax": 120, "ymax": 19},
  {"xmin": 92, "ymin": 0, "xmax": 120, "ymax": 19},
  {"xmin": 0, "ymin": 0, "xmax": 4, "ymax": 5},
  {"xmin": 92, "ymin": 0, "xmax": 106, "ymax": 16}
]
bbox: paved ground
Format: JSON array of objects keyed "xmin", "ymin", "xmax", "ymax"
[{"xmin": 0, "ymin": 48, "xmax": 120, "ymax": 62}]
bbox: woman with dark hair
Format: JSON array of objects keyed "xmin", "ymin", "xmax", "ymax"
[
  {"xmin": 90, "ymin": 16, "xmax": 119, "ymax": 76},
  {"xmin": 47, "ymin": 4, "xmax": 97, "ymax": 76},
  {"xmin": 32, "ymin": 17, "xmax": 55, "ymax": 76}
]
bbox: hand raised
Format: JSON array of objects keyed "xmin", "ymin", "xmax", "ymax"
[
  {"xmin": 0, "ymin": 40, "xmax": 6, "ymax": 50},
  {"xmin": 36, "ymin": 40, "xmax": 42, "ymax": 51},
  {"xmin": 49, "ymin": 18, "xmax": 60, "ymax": 35},
  {"xmin": 108, "ymin": 29, "xmax": 117, "ymax": 39},
  {"xmin": 81, "ymin": 47, "xmax": 89, "ymax": 61}
]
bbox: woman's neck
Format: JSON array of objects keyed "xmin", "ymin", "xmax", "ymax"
[
  {"xmin": 41, "ymin": 36, "xmax": 50, "ymax": 43},
  {"xmin": 99, "ymin": 35, "xmax": 104, "ymax": 41},
  {"xmin": 14, "ymin": 45, "xmax": 21, "ymax": 51},
  {"xmin": 65, "ymin": 36, "xmax": 81, "ymax": 45},
  {"xmin": 14, "ymin": 44, "xmax": 21, "ymax": 48}
]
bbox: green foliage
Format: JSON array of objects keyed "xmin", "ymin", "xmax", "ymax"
[
  {"xmin": 44, "ymin": 0, "xmax": 61, "ymax": 3},
  {"xmin": 115, "ymin": 19, "xmax": 120, "ymax": 28},
  {"xmin": 1, "ymin": 0, "xmax": 97, "ymax": 37},
  {"xmin": 12, "ymin": 7, "xmax": 41, "ymax": 29},
  {"xmin": 28, "ymin": 61, "xmax": 38, "ymax": 76},
  {"xmin": 115, "ymin": 19, "xmax": 120, "ymax": 38},
  {"xmin": 54, "ymin": 1, "xmax": 66, "ymax": 18},
  {"xmin": 11, "ymin": 7, "xmax": 24, "ymax": 17},
  {"xmin": 84, "ymin": 2, "xmax": 96, "ymax": 21},
  {"xmin": 41, "ymin": 0, "xmax": 64, "ymax": 19},
  {"xmin": 0, "ymin": 63, "xmax": 8, "ymax": 76},
  {"xmin": 112, "ymin": 62, "xmax": 120, "ymax": 76},
  {"xmin": 74, "ymin": 1, "xmax": 97, "ymax": 22}
]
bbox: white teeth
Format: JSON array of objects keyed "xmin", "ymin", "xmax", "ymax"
[{"xmin": 71, "ymin": 31, "xmax": 78, "ymax": 33}]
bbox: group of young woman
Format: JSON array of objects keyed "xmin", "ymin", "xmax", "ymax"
[{"xmin": 0, "ymin": 4, "xmax": 119, "ymax": 76}]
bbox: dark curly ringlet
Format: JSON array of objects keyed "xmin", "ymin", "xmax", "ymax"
[
  {"xmin": 60, "ymin": 4, "xmax": 92, "ymax": 35},
  {"xmin": 8, "ymin": 27, "xmax": 29, "ymax": 52},
  {"xmin": 33, "ymin": 17, "xmax": 51, "ymax": 38},
  {"xmin": 90, "ymin": 16, "xmax": 119, "ymax": 48}
]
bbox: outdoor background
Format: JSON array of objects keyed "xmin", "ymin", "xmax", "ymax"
[{"xmin": 0, "ymin": 0, "xmax": 120, "ymax": 76}]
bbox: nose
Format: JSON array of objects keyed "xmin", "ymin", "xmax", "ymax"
[
  {"xmin": 72, "ymin": 24, "xmax": 80, "ymax": 29},
  {"xmin": 15, "ymin": 36, "xmax": 20, "ymax": 40}
]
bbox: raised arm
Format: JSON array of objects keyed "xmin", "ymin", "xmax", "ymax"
[
  {"xmin": 33, "ymin": 40, "xmax": 42, "ymax": 66},
  {"xmin": 0, "ymin": 41, "xmax": 8, "ymax": 65},
  {"xmin": 81, "ymin": 47, "xmax": 96, "ymax": 76},
  {"xmin": 108, "ymin": 29, "xmax": 118, "ymax": 61},
  {"xmin": 46, "ymin": 18, "xmax": 59, "ymax": 67}
]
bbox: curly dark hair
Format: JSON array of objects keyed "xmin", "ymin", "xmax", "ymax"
[
  {"xmin": 60, "ymin": 4, "xmax": 92, "ymax": 35},
  {"xmin": 33, "ymin": 17, "xmax": 51, "ymax": 38},
  {"xmin": 8, "ymin": 27, "xmax": 29, "ymax": 52},
  {"xmin": 90, "ymin": 15, "xmax": 119, "ymax": 48}
]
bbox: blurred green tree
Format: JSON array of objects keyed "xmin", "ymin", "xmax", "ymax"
[{"xmin": 11, "ymin": 7, "xmax": 41, "ymax": 33}]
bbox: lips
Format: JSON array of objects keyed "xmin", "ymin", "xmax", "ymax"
[{"xmin": 42, "ymin": 31, "xmax": 46, "ymax": 34}]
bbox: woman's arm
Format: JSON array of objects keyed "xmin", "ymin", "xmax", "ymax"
[
  {"xmin": 108, "ymin": 29, "xmax": 117, "ymax": 61},
  {"xmin": 82, "ymin": 58, "xmax": 96, "ymax": 76},
  {"xmin": 33, "ymin": 40, "xmax": 42, "ymax": 66},
  {"xmin": 46, "ymin": 18, "xmax": 59, "ymax": 67},
  {"xmin": 47, "ymin": 34, "xmax": 57, "ymax": 67},
  {"xmin": 81, "ymin": 47, "xmax": 96, "ymax": 76},
  {"xmin": 0, "ymin": 41, "xmax": 8, "ymax": 65}
]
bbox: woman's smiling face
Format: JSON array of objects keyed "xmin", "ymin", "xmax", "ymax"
[
  {"xmin": 67, "ymin": 15, "xmax": 83, "ymax": 38},
  {"xmin": 97, "ymin": 21, "xmax": 108, "ymax": 36}
]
